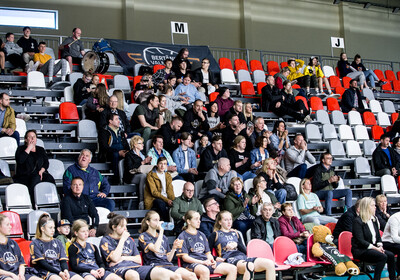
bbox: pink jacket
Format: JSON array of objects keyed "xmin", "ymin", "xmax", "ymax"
[
  {"xmin": 278, "ymin": 215, "xmax": 306, "ymax": 239},
  {"xmin": 215, "ymin": 96, "xmax": 234, "ymax": 116}
]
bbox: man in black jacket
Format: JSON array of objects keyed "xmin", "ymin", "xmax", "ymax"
[
  {"xmin": 222, "ymin": 114, "xmax": 253, "ymax": 150},
  {"xmin": 373, "ymin": 134, "xmax": 400, "ymax": 177},
  {"xmin": 182, "ymin": 99, "xmax": 210, "ymax": 141},
  {"xmin": 73, "ymin": 72, "xmax": 94, "ymax": 105},
  {"xmin": 332, "ymin": 200, "xmax": 360, "ymax": 244},
  {"xmin": 262, "ymin": 75, "xmax": 281, "ymax": 112},
  {"xmin": 251, "ymin": 202, "xmax": 281, "ymax": 248},
  {"xmin": 341, "ymin": 79, "xmax": 370, "ymax": 113},
  {"xmin": 198, "ymin": 135, "xmax": 228, "ymax": 173},
  {"xmin": 157, "ymin": 116, "xmax": 183, "ymax": 154},
  {"xmin": 99, "ymin": 95, "xmax": 131, "ymax": 135},
  {"xmin": 61, "ymin": 177, "xmax": 99, "ymax": 237},
  {"xmin": 199, "ymin": 197, "xmax": 220, "ymax": 237}
]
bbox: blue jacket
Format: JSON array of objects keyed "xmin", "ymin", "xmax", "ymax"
[
  {"xmin": 172, "ymin": 146, "xmax": 197, "ymax": 174},
  {"xmin": 250, "ymin": 148, "xmax": 269, "ymax": 171},
  {"xmin": 63, "ymin": 163, "xmax": 111, "ymax": 198}
]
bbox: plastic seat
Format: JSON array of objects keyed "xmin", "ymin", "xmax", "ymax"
[
  {"xmin": 305, "ymin": 124, "xmax": 322, "ymax": 143},
  {"xmin": 374, "ymin": 69, "xmax": 385, "ymax": 81},
  {"xmin": 385, "ymin": 70, "xmax": 397, "ymax": 81},
  {"xmin": 306, "ymin": 235, "xmax": 331, "ymax": 264},
  {"xmin": 36, "ymin": 139, "xmax": 44, "ymax": 149},
  {"xmin": 338, "ymin": 124, "xmax": 354, "ymax": 141},
  {"xmin": 59, "ymin": 102, "xmax": 79, "ymax": 124},
  {"xmin": 0, "ymin": 159, "xmax": 11, "ymax": 177},
  {"xmin": 220, "ymin": 69, "xmax": 237, "ymax": 84},
  {"xmin": 256, "ymin": 82, "xmax": 267, "ymax": 95},
  {"xmin": 34, "ymin": 182, "xmax": 59, "ymax": 210},
  {"xmin": 369, "ymin": 100, "xmax": 383, "ymax": 113},
  {"xmin": 69, "ymin": 72, "xmax": 83, "ymax": 86},
  {"xmin": 234, "ymin": 59, "xmax": 249, "ymax": 71},
  {"xmin": 329, "ymin": 140, "xmax": 346, "ymax": 159},
  {"xmin": 267, "ymin": 61, "xmax": 280, "ymax": 76},
  {"xmin": 295, "ymin": 96, "xmax": 309, "ymax": 110},
  {"xmin": 6, "ymin": 184, "xmax": 32, "ymax": 214},
  {"xmin": 237, "ymin": 69, "xmax": 252, "ymax": 83},
  {"xmin": 397, "ymin": 71, "xmax": 400, "ymax": 81},
  {"xmin": 362, "ymin": 88, "xmax": 375, "ymax": 100},
  {"xmin": 392, "ymin": 113, "xmax": 399, "ymax": 124},
  {"xmin": 153, "ymin": 64, "xmax": 165, "ymax": 73},
  {"xmin": 342, "ymin": 76, "xmax": 352, "ymax": 89},
  {"xmin": 133, "ymin": 64, "xmax": 144, "ymax": 77},
  {"xmin": 240, "ymin": 81, "xmax": 255, "ymax": 96},
  {"xmin": 331, "ymin": 110, "xmax": 346, "ymax": 125},
  {"xmin": 381, "ymin": 175, "xmax": 400, "ymax": 199},
  {"xmin": 309, "ymin": 96, "xmax": 323, "ymax": 112},
  {"xmin": 96, "ymin": 207, "xmax": 111, "ymax": 224},
  {"xmin": 354, "ymin": 125, "xmax": 369, "ymax": 142},
  {"xmin": 47, "ymin": 159, "xmax": 65, "ymax": 181},
  {"xmin": 15, "ymin": 118, "xmax": 26, "ymax": 144},
  {"xmin": 286, "ymin": 177, "xmax": 301, "ymax": 195},
  {"xmin": 377, "ymin": 112, "xmax": 391, "ymax": 127},
  {"xmin": 172, "ymin": 180, "xmax": 186, "ymax": 197},
  {"xmin": 280, "ymin": 62, "xmax": 288, "ymax": 69},
  {"xmin": 371, "ymin": 125, "xmax": 384, "ymax": 140},
  {"xmin": 335, "ymin": 86, "xmax": 346, "ymax": 98},
  {"xmin": 78, "ymin": 120, "xmax": 98, "ymax": 143},
  {"xmin": 345, "ymin": 140, "xmax": 362, "ymax": 158},
  {"xmin": 316, "ymin": 110, "xmax": 330, "ymax": 124},
  {"xmin": 243, "ymin": 179, "xmax": 254, "ymax": 193},
  {"xmin": 27, "ymin": 210, "xmax": 48, "ymax": 239},
  {"xmin": 114, "ymin": 74, "xmax": 131, "ymax": 91},
  {"xmin": 0, "ymin": 136, "xmax": 18, "ymax": 159},
  {"xmin": 253, "ymin": 70, "xmax": 266, "ymax": 84},
  {"xmin": 0, "ymin": 211, "xmax": 25, "ymax": 241},
  {"xmin": 273, "ymin": 236, "xmax": 316, "ymax": 267},
  {"xmin": 27, "ymin": 71, "xmax": 46, "ymax": 90},
  {"xmin": 87, "ymin": 237, "xmax": 102, "ymax": 250},
  {"xmin": 323, "ymin": 66, "xmax": 335, "ymax": 78},
  {"xmin": 393, "ymin": 80, "xmax": 400, "ymax": 92},
  {"xmin": 362, "ymin": 111, "xmax": 377, "ymax": 126},
  {"xmin": 363, "ymin": 140, "xmax": 376, "ymax": 158},
  {"xmin": 329, "ymin": 76, "xmax": 342, "ymax": 88},
  {"xmin": 194, "ymin": 180, "xmax": 203, "ymax": 198},
  {"xmin": 322, "ymin": 124, "xmax": 338, "ymax": 141},
  {"xmin": 381, "ymin": 80, "xmax": 392, "ymax": 92},
  {"xmin": 348, "ymin": 111, "xmax": 363, "ymax": 126},
  {"xmin": 64, "ymin": 86, "xmax": 74, "ymax": 102},
  {"xmin": 382, "ymin": 100, "xmax": 396, "ymax": 114},
  {"xmin": 325, "ymin": 223, "xmax": 336, "ymax": 233},
  {"xmin": 338, "ymin": 231, "xmax": 353, "ymax": 259},
  {"xmin": 219, "ymin": 57, "xmax": 233, "ymax": 70},
  {"xmin": 326, "ymin": 97, "xmax": 340, "ymax": 112},
  {"xmin": 250, "ymin": 60, "xmax": 264, "ymax": 72},
  {"xmin": 354, "ymin": 157, "xmax": 372, "ymax": 177},
  {"xmin": 18, "ymin": 240, "xmax": 32, "ymax": 265},
  {"xmin": 133, "ymin": 75, "xmax": 142, "ymax": 89}
]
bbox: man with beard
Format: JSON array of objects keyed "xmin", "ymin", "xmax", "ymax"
[
  {"xmin": 222, "ymin": 114, "xmax": 253, "ymax": 150},
  {"xmin": 157, "ymin": 116, "xmax": 183, "ymax": 154},
  {"xmin": 182, "ymin": 99, "xmax": 210, "ymax": 141}
]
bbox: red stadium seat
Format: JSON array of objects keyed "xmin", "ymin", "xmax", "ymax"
[
  {"xmin": 153, "ymin": 64, "xmax": 165, "ymax": 73},
  {"xmin": 335, "ymin": 67, "xmax": 340, "ymax": 77},
  {"xmin": 96, "ymin": 74, "xmax": 109, "ymax": 89},
  {"xmin": 325, "ymin": 222, "xmax": 336, "ymax": 233},
  {"xmin": 257, "ymin": 82, "xmax": 267, "ymax": 95},
  {"xmin": 381, "ymin": 79, "xmax": 392, "ymax": 92},
  {"xmin": 329, "ymin": 76, "xmax": 342, "ymax": 88},
  {"xmin": 391, "ymin": 113, "xmax": 399, "ymax": 124},
  {"xmin": 309, "ymin": 96, "xmax": 324, "ymax": 112},
  {"xmin": 371, "ymin": 125, "xmax": 384, "ymax": 140},
  {"xmin": 385, "ymin": 70, "xmax": 397, "ymax": 81},
  {"xmin": 250, "ymin": 60, "xmax": 264, "ymax": 72},
  {"xmin": 240, "ymin": 81, "xmax": 255, "ymax": 95},
  {"xmin": 133, "ymin": 75, "xmax": 142, "ymax": 89},
  {"xmin": 397, "ymin": 71, "xmax": 400, "ymax": 81},
  {"xmin": 342, "ymin": 76, "xmax": 352, "ymax": 89},
  {"xmin": 392, "ymin": 80, "xmax": 400, "ymax": 92},
  {"xmin": 363, "ymin": 111, "xmax": 377, "ymax": 126},
  {"xmin": 338, "ymin": 231, "xmax": 353, "ymax": 259},
  {"xmin": 267, "ymin": 61, "xmax": 280, "ymax": 76},
  {"xmin": 18, "ymin": 240, "xmax": 32, "ymax": 266},
  {"xmin": 59, "ymin": 102, "xmax": 79, "ymax": 124},
  {"xmin": 1, "ymin": 211, "xmax": 25, "ymax": 243},
  {"xmin": 307, "ymin": 235, "xmax": 331, "ymax": 264},
  {"xmin": 219, "ymin": 57, "xmax": 233, "ymax": 70},
  {"xmin": 335, "ymin": 86, "xmax": 346, "ymax": 99},
  {"xmin": 292, "ymin": 84, "xmax": 301, "ymax": 89},
  {"xmin": 234, "ymin": 59, "xmax": 249, "ymax": 71},
  {"xmin": 274, "ymin": 236, "xmax": 316, "ymax": 267},
  {"xmin": 280, "ymin": 61, "xmax": 288, "ymax": 69},
  {"xmin": 374, "ymin": 69, "xmax": 385, "ymax": 81},
  {"xmin": 295, "ymin": 96, "xmax": 309, "ymax": 111},
  {"xmin": 209, "ymin": 91, "xmax": 218, "ymax": 102},
  {"xmin": 326, "ymin": 97, "xmax": 340, "ymax": 112}
]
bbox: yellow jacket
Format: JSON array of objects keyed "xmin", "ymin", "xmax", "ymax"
[
  {"xmin": 304, "ymin": 65, "xmax": 325, "ymax": 78},
  {"xmin": 1, "ymin": 106, "xmax": 16, "ymax": 130},
  {"xmin": 288, "ymin": 59, "xmax": 305, "ymax": 80},
  {"xmin": 144, "ymin": 169, "xmax": 175, "ymax": 209}
]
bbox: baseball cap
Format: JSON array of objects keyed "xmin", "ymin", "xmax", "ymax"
[{"xmin": 58, "ymin": 219, "xmax": 71, "ymax": 227}]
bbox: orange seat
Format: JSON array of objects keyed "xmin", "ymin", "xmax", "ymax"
[
  {"xmin": 307, "ymin": 235, "xmax": 331, "ymax": 264},
  {"xmin": 18, "ymin": 240, "xmax": 32, "ymax": 266},
  {"xmin": 335, "ymin": 67, "xmax": 341, "ymax": 77},
  {"xmin": 371, "ymin": 125, "xmax": 384, "ymax": 140},
  {"xmin": 153, "ymin": 64, "xmax": 165, "ymax": 73},
  {"xmin": 133, "ymin": 75, "xmax": 142, "ymax": 89},
  {"xmin": 240, "ymin": 81, "xmax": 255, "ymax": 96},
  {"xmin": 326, "ymin": 97, "xmax": 340, "ymax": 111},
  {"xmin": 381, "ymin": 79, "xmax": 392, "ymax": 92},
  {"xmin": 309, "ymin": 96, "xmax": 324, "ymax": 111},
  {"xmin": 250, "ymin": 60, "xmax": 264, "ymax": 72},
  {"xmin": 329, "ymin": 76, "xmax": 342, "ymax": 88},
  {"xmin": 292, "ymin": 84, "xmax": 301, "ymax": 89},
  {"xmin": 96, "ymin": 74, "xmax": 109, "ymax": 89},
  {"xmin": 342, "ymin": 76, "xmax": 352, "ymax": 89},
  {"xmin": 385, "ymin": 70, "xmax": 397, "ymax": 81},
  {"xmin": 391, "ymin": 113, "xmax": 399, "ymax": 124},
  {"xmin": 59, "ymin": 102, "xmax": 79, "ymax": 124},
  {"xmin": 363, "ymin": 111, "xmax": 377, "ymax": 126},
  {"xmin": 274, "ymin": 236, "xmax": 316, "ymax": 267},
  {"xmin": 209, "ymin": 91, "xmax": 218, "ymax": 102},
  {"xmin": 1, "ymin": 211, "xmax": 25, "ymax": 242},
  {"xmin": 386, "ymin": 126, "xmax": 393, "ymax": 133},
  {"xmin": 335, "ymin": 86, "xmax": 345, "ymax": 99},
  {"xmin": 267, "ymin": 61, "xmax": 280, "ymax": 75},
  {"xmin": 234, "ymin": 59, "xmax": 249, "ymax": 71},
  {"xmin": 397, "ymin": 71, "xmax": 400, "ymax": 81},
  {"xmin": 219, "ymin": 57, "xmax": 233, "ymax": 70},
  {"xmin": 338, "ymin": 231, "xmax": 353, "ymax": 259},
  {"xmin": 374, "ymin": 69, "xmax": 385, "ymax": 81},
  {"xmin": 295, "ymin": 96, "xmax": 309, "ymax": 111},
  {"xmin": 393, "ymin": 80, "xmax": 400, "ymax": 92},
  {"xmin": 325, "ymin": 222, "xmax": 336, "ymax": 233},
  {"xmin": 257, "ymin": 82, "xmax": 267, "ymax": 95},
  {"xmin": 280, "ymin": 61, "xmax": 288, "ymax": 69}
]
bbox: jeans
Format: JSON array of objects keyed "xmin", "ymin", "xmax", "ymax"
[
  {"xmin": 287, "ymin": 163, "xmax": 315, "ymax": 179},
  {"xmin": 92, "ymin": 196, "xmax": 115, "ymax": 212},
  {"xmin": 152, "ymin": 198, "xmax": 170, "ymax": 221},
  {"xmin": 233, "ymin": 218, "xmax": 254, "ymax": 242},
  {"xmin": 267, "ymin": 189, "xmax": 287, "ymax": 204},
  {"xmin": 383, "ymin": 242, "xmax": 400, "ymax": 274},
  {"xmin": 363, "ymin": 70, "xmax": 379, "ymax": 88},
  {"xmin": 237, "ymin": 171, "xmax": 257, "ymax": 182},
  {"xmin": 315, "ymin": 189, "xmax": 353, "ymax": 215}
]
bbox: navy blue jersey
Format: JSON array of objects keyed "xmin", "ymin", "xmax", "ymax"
[
  {"xmin": 138, "ymin": 232, "xmax": 172, "ymax": 266},
  {"xmin": 100, "ymin": 235, "xmax": 140, "ymax": 269},
  {"xmin": 30, "ymin": 238, "xmax": 68, "ymax": 274},
  {"xmin": 176, "ymin": 230, "xmax": 210, "ymax": 266},
  {"xmin": 0, "ymin": 238, "xmax": 25, "ymax": 274},
  {"xmin": 69, "ymin": 242, "xmax": 99, "ymax": 271},
  {"xmin": 210, "ymin": 230, "xmax": 246, "ymax": 262}
]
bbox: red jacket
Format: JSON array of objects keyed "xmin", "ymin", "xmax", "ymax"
[{"xmin": 278, "ymin": 215, "xmax": 306, "ymax": 239}]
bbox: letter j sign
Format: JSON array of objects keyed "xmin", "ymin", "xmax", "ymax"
[{"xmin": 331, "ymin": 37, "xmax": 345, "ymax": 48}]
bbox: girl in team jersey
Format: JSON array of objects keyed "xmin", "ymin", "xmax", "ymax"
[
  {"xmin": 176, "ymin": 210, "xmax": 237, "ymax": 280},
  {"xmin": 99, "ymin": 212, "xmax": 177, "ymax": 280},
  {"xmin": 30, "ymin": 213, "xmax": 84, "ymax": 280},
  {"xmin": 0, "ymin": 214, "xmax": 41, "ymax": 280},
  {"xmin": 138, "ymin": 211, "xmax": 197, "ymax": 280},
  {"xmin": 68, "ymin": 219, "xmax": 121, "ymax": 280},
  {"xmin": 209, "ymin": 210, "xmax": 276, "ymax": 280}
]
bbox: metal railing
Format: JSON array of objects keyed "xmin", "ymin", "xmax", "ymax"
[{"xmin": 210, "ymin": 46, "xmax": 250, "ymax": 64}]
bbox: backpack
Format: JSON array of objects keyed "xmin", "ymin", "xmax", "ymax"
[{"xmin": 283, "ymin": 183, "xmax": 298, "ymax": 201}]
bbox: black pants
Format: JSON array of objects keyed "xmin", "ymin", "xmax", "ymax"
[
  {"xmin": 295, "ymin": 75, "xmax": 310, "ymax": 88},
  {"xmin": 383, "ymin": 242, "xmax": 400, "ymax": 274},
  {"xmin": 6, "ymin": 54, "xmax": 25, "ymax": 69},
  {"xmin": 310, "ymin": 75, "xmax": 318, "ymax": 88},
  {"xmin": 273, "ymin": 100, "xmax": 309, "ymax": 121},
  {"xmin": 178, "ymin": 172, "xmax": 196, "ymax": 183},
  {"xmin": 152, "ymin": 198, "xmax": 170, "ymax": 221},
  {"xmin": 355, "ymin": 249, "xmax": 396, "ymax": 280}
]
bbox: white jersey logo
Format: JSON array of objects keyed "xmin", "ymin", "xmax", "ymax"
[
  {"xmin": 2, "ymin": 252, "xmax": 17, "ymax": 265},
  {"xmin": 193, "ymin": 242, "xmax": 205, "ymax": 253},
  {"xmin": 44, "ymin": 249, "xmax": 58, "ymax": 259}
]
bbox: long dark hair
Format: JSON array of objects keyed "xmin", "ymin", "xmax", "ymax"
[{"xmin": 207, "ymin": 101, "xmax": 219, "ymax": 117}]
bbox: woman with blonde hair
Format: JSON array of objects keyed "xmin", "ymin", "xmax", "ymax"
[
  {"xmin": 352, "ymin": 197, "xmax": 396, "ymax": 280},
  {"xmin": 113, "ymin": 90, "xmax": 130, "ymax": 116},
  {"xmin": 209, "ymin": 210, "xmax": 276, "ymax": 280},
  {"xmin": 248, "ymin": 174, "xmax": 280, "ymax": 217},
  {"xmin": 258, "ymin": 158, "xmax": 287, "ymax": 204}
]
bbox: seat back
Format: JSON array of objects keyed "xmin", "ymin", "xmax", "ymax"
[
  {"xmin": 331, "ymin": 110, "xmax": 346, "ymax": 125},
  {"xmin": 295, "ymin": 96, "xmax": 309, "ymax": 110},
  {"xmin": 342, "ymin": 76, "xmax": 352, "ymax": 89},
  {"xmin": 382, "ymin": 100, "xmax": 396, "ymax": 114},
  {"xmin": 27, "ymin": 210, "xmax": 48, "ymax": 239},
  {"xmin": 234, "ymin": 59, "xmax": 249, "ymax": 71},
  {"xmin": 6, "ymin": 184, "xmax": 32, "ymax": 210},
  {"xmin": 87, "ymin": 237, "xmax": 102, "ymax": 250},
  {"xmin": 338, "ymin": 231, "xmax": 353, "ymax": 259},
  {"xmin": 253, "ymin": 70, "xmax": 266, "ymax": 84},
  {"xmin": 377, "ymin": 112, "xmax": 391, "ymax": 127},
  {"xmin": 59, "ymin": 102, "xmax": 79, "ymax": 124},
  {"xmin": 240, "ymin": 81, "xmax": 255, "ymax": 95},
  {"xmin": 309, "ymin": 96, "xmax": 324, "ymax": 111},
  {"xmin": 247, "ymin": 239, "xmax": 274, "ymax": 260},
  {"xmin": 244, "ymin": 179, "xmax": 254, "ymax": 193},
  {"xmin": 194, "ymin": 180, "xmax": 203, "ymax": 198},
  {"xmin": 0, "ymin": 137, "xmax": 18, "ymax": 159},
  {"xmin": 15, "ymin": 118, "xmax": 26, "ymax": 144},
  {"xmin": 47, "ymin": 159, "xmax": 65, "ymax": 180},
  {"xmin": 392, "ymin": 113, "xmax": 399, "ymax": 124},
  {"xmin": 348, "ymin": 111, "xmax": 363, "ymax": 126},
  {"xmin": 393, "ymin": 80, "xmax": 400, "ymax": 92},
  {"xmin": 345, "ymin": 140, "xmax": 362, "ymax": 158},
  {"xmin": 0, "ymin": 159, "xmax": 11, "ymax": 177},
  {"xmin": 237, "ymin": 70, "xmax": 252, "ymax": 83},
  {"xmin": 371, "ymin": 125, "xmax": 384, "ymax": 140},
  {"xmin": 385, "ymin": 70, "xmax": 397, "ymax": 81},
  {"xmin": 381, "ymin": 175, "xmax": 397, "ymax": 194},
  {"xmin": 329, "ymin": 139, "xmax": 346, "ymax": 159},
  {"xmin": 305, "ymin": 124, "xmax": 322, "ymax": 143},
  {"xmin": 286, "ymin": 177, "xmax": 301, "ymax": 195},
  {"xmin": 273, "ymin": 236, "xmax": 299, "ymax": 264},
  {"xmin": 326, "ymin": 97, "xmax": 340, "ymax": 111},
  {"xmin": 329, "ymin": 76, "xmax": 342, "ymax": 88},
  {"xmin": 172, "ymin": 180, "xmax": 186, "ymax": 197},
  {"xmin": 27, "ymin": 71, "xmax": 46, "ymax": 89},
  {"xmin": 316, "ymin": 110, "xmax": 330, "ymax": 124},
  {"xmin": 338, "ymin": 124, "xmax": 354, "ymax": 141},
  {"xmin": 208, "ymin": 91, "xmax": 219, "ymax": 102},
  {"xmin": 114, "ymin": 75, "xmax": 131, "ymax": 91},
  {"xmin": 374, "ymin": 69, "xmax": 385, "ymax": 80},
  {"xmin": 362, "ymin": 88, "xmax": 375, "ymax": 100},
  {"xmin": 96, "ymin": 207, "xmax": 111, "ymax": 224},
  {"xmin": 18, "ymin": 240, "xmax": 32, "ymax": 265},
  {"xmin": 354, "ymin": 125, "xmax": 369, "ymax": 142},
  {"xmin": 322, "ymin": 124, "xmax": 338, "ymax": 141},
  {"xmin": 382, "ymin": 80, "xmax": 393, "ymax": 91},
  {"xmin": 78, "ymin": 120, "xmax": 98, "ymax": 142},
  {"xmin": 220, "ymin": 69, "xmax": 236, "ymax": 84},
  {"xmin": 34, "ymin": 182, "xmax": 59, "ymax": 208},
  {"xmin": 256, "ymin": 82, "xmax": 267, "ymax": 95},
  {"xmin": 133, "ymin": 75, "xmax": 142, "ymax": 89},
  {"xmin": 307, "ymin": 235, "xmax": 328, "ymax": 263},
  {"xmin": 354, "ymin": 157, "xmax": 372, "ymax": 177},
  {"xmin": 362, "ymin": 111, "xmax": 377, "ymax": 126},
  {"xmin": 280, "ymin": 61, "xmax": 288, "ymax": 69},
  {"xmin": 250, "ymin": 60, "xmax": 264, "ymax": 72},
  {"xmin": 1, "ymin": 211, "xmax": 24, "ymax": 237},
  {"xmin": 369, "ymin": 100, "xmax": 383, "ymax": 113},
  {"xmin": 267, "ymin": 61, "xmax": 280, "ymax": 75},
  {"xmin": 219, "ymin": 57, "xmax": 233, "ymax": 70},
  {"xmin": 153, "ymin": 64, "xmax": 165, "ymax": 73},
  {"xmin": 325, "ymin": 222, "xmax": 336, "ymax": 233},
  {"xmin": 335, "ymin": 86, "xmax": 346, "ymax": 98},
  {"xmin": 69, "ymin": 72, "xmax": 83, "ymax": 86},
  {"xmin": 363, "ymin": 140, "xmax": 376, "ymax": 158},
  {"xmin": 64, "ymin": 86, "xmax": 74, "ymax": 102},
  {"xmin": 323, "ymin": 65, "xmax": 335, "ymax": 78}
]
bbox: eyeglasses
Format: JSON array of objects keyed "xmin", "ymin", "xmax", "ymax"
[
  {"xmin": 208, "ymin": 202, "xmax": 219, "ymax": 207},
  {"xmin": 184, "ymin": 189, "xmax": 194, "ymax": 193}
]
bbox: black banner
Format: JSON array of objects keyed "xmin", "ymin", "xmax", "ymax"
[{"xmin": 106, "ymin": 39, "xmax": 220, "ymax": 72}]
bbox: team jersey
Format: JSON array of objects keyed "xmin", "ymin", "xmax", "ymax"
[
  {"xmin": 209, "ymin": 230, "xmax": 246, "ymax": 262},
  {"xmin": 176, "ymin": 230, "xmax": 210, "ymax": 266},
  {"xmin": 138, "ymin": 232, "xmax": 173, "ymax": 266},
  {"xmin": 69, "ymin": 242, "xmax": 99, "ymax": 271},
  {"xmin": 30, "ymin": 238, "xmax": 68, "ymax": 274},
  {"xmin": 100, "ymin": 235, "xmax": 140, "ymax": 269},
  {"xmin": 0, "ymin": 238, "xmax": 25, "ymax": 274}
]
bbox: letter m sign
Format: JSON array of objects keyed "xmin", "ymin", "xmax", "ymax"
[{"xmin": 171, "ymin": 21, "xmax": 189, "ymax": 34}]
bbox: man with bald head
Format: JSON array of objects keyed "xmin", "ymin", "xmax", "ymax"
[
  {"xmin": 59, "ymin": 27, "xmax": 85, "ymax": 72},
  {"xmin": 171, "ymin": 182, "xmax": 203, "ymax": 234}
]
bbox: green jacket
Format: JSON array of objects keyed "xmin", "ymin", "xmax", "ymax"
[
  {"xmin": 223, "ymin": 190, "xmax": 251, "ymax": 221},
  {"xmin": 248, "ymin": 188, "xmax": 279, "ymax": 217},
  {"xmin": 170, "ymin": 194, "xmax": 203, "ymax": 222}
]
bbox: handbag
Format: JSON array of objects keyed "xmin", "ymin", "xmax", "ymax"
[
  {"xmin": 283, "ymin": 183, "xmax": 298, "ymax": 201},
  {"xmin": 129, "ymin": 165, "xmax": 154, "ymax": 175}
]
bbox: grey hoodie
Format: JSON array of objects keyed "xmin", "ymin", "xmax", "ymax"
[
  {"xmin": 199, "ymin": 164, "xmax": 237, "ymax": 200},
  {"xmin": 4, "ymin": 41, "xmax": 23, "ymax": 56}
]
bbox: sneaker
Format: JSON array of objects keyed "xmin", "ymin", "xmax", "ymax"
[
  {"xmin": 26, "ymin": 61, "xmax": 34, "ymax": 73},
  {"xmin": 303, "ymin": 115, "xmax": 312, "ymax": 123}
]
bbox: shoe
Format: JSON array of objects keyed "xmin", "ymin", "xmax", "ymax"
[
  {"xmin": 26, "ymin": 61, "xmax": 34, "ymax": 73},
  {"xmin": 377, "ymin": 80, "xmax": 387, "ymax": 87},
  {"xmin": 309, "ymin": 274, "xmax": 321, "ymax": 280},
  {"xmin": 47, "ymin": 80, "xmax": 55, "ymax": 88},
  {"xmin": 299, "ymin": 274, "xmax": 312, "ymax": 280},
  {"xmin": 372, "ymin": 88, "xmax": 378, "ymax": 93},
  {"xmin": 303, "ymin": 115, "xmax": 312, "ymax": 123},
  {"xmin": 366, "ymin": 265, "xmax": 374, "ymax": 272}
]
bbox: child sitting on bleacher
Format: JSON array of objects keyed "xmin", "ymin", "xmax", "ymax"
[{"xmin": 55, "ymin": 219, "xmax": 71, "ymax": 251}]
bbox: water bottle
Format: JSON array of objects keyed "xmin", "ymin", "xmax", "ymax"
[{"xmin": 161, "ymin": 222, "xmax": 174, "ymax": 231}]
